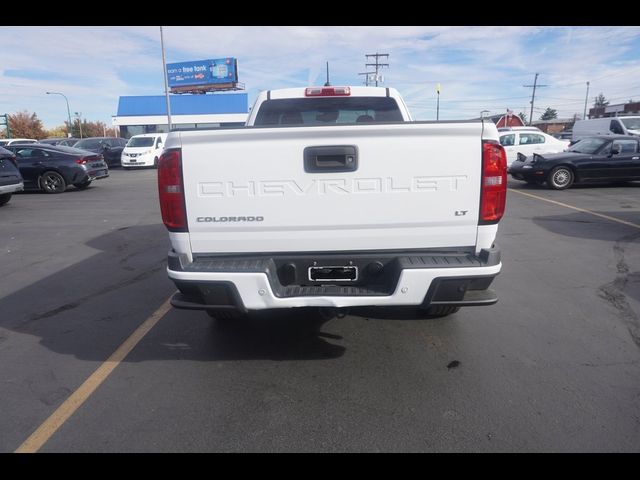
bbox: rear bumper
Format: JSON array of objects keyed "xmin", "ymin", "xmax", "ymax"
[
  {"xmin": 88, "ymin": 169, "xmax": 109, "ymax": 181},
  {"xmin": 167, "ymin": 247, "xmax": 501, "ymax": 311},
  {"xmin": 121, "ymin": 154, "xmax": 155, "ymax": 167},
  {"xmin": 0, "ymin": 181, "xmax": 23, "ymax": 194}
]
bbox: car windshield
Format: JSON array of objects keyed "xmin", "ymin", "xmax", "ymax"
[
  {"xmin": 74, "ymin": 139, "xmax": 102, "ymax": 149},
  {"xmin": 620, "ymin": 118, "xmax": 640, "ymax": 130},
  {"xmin": 568, "ymin": 137, "xmax": 608, "ymax": 154},
  {"xmin": 127, "ymin": 137, "xmax": 155, "ymax": 147}
]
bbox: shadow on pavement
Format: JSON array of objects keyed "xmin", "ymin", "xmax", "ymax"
[
  {"xmin": 351, "ymin": 306, "xmax": 447, "ymax": 320},
  {"xmin": 197, "ymin": 308, "xmax": 346, "ymax": 361},
  {"xmin": 1, "ymin": 224, "xmax": 347, "ymax": 362},
  {"xmin": 2, "ymin": 224, "xmax": 174, "ymax": 361},
  {"xmin": 532, "ymin": 212, "xmax": 640, "ymax": 242}
]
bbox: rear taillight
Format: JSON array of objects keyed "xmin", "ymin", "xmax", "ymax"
[
  {"xmin": 305, "ymin": 86, "xmax": 351, "ymax": 97},
  {"xmin": 158, "ymin": 148, "xmax": 187, "ymax": 231},
  {"xmin": 480, "ymin": 140, "xmax": 507, "ymax": 224},
  {"xmin": 75, "ymin": 157, "xmax": 88, "ymax": 165}
]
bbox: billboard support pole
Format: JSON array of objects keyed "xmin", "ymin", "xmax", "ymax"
[{"xmin": 160, "ymin": 26, "xmax": 172, "ymax": 131}]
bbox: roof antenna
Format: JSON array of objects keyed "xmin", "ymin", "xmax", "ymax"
[{"xmin": 324, "ymin": 61, "xmax": 331, "ymax": 87}]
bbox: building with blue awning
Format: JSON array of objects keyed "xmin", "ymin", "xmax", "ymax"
[{"xmin": 112, "ymin": 93, "xmax": 248, "ymax": 138}]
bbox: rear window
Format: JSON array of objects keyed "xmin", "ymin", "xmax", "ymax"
[
  {"xmin": 75, "ymin": 139, "xmax": 102, "ymax": 149},
  {"xmin": 254, "ymin": 97, "xmax": 404, "ymax": 126},
  {"xmin": 127, "ymin": 137, "xmax": 155, "ymax": 147}
]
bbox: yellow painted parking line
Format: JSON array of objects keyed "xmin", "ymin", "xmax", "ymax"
[
  {"xmin": 15, "ymin": 297, "xmax": 173, "ymax": 453},
  {"xmin": 508, "ymin": 188, "xmax": 640, "ymax": 230}
]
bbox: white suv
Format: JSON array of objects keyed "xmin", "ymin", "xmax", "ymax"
[
  {"xmin": 499, "ymin": 130, "xmax": 569, "ymax": 166},
  {"xmin": 121, "ymin": 133, "xmax": 167, "ymax": 168}
]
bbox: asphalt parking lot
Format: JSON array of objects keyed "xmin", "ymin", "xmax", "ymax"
[{"xmin": 1, "ymin": 169, "xmax": 639, "ymax": 452}]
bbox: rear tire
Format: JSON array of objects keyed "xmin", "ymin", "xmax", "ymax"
[
  {"xmin": 421, "ymin": 305, "xmax": 460, "ymax": 318},
  {"xmin": 153, "ymin": 157, "xmax": 159, "ymax": 168},
  {"xmin": 0, "ymin": 193, "xmax": 12, "ymax": 206},
  {"xmin": 39, "ymin": 171, "xmax": 66, "ymax": 194},
  {"xmin": 547, "ymin": 166, "xmax": 574, "ymax": 190}
]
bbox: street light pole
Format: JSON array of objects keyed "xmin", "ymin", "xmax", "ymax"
[
  {"xmin": 46, "ymin": 91, "xmax": 72, "ymax": 137},
  {"xmin": 436, "ymin": 83, "xmax": 441, "ymax": 122},
  {"xmin": 75, "ymin": 112, "xmax": 83, "ymax": 138},
  {"xmin": 583, "ymin": 81, "xmax": 590, "ymax": 120}
]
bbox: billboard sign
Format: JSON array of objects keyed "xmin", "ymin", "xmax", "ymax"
[{"xmin": 167, "ymin": 58, "xmax": 238, "ymax": 89}]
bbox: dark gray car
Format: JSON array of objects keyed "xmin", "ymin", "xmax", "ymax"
[{"xmin": 0, "ymin": 146, "xmax": 24, "ymax": 206}]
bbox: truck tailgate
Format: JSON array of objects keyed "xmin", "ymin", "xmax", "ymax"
[{"xmin": 179, "ymin": 122, "xmax": 483, "ymax": 254}]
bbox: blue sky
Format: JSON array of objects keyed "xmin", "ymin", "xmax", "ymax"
[{"xmin": 1, "ymin": 26, "xmax": 640, "ymax": 129}]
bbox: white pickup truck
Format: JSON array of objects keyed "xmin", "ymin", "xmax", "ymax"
[{"xmin": 158, "ymin": 86, "xmax": 506, "ymax": 319}]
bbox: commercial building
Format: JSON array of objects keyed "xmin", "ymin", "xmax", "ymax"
[
  {"xmin": 589, "ymin": 101, "xmax": 640, "ymax": 119},
  {"xmin": 531, "ymin": 118, "xmax": 577, "ymax": 134},
  {"xmin": 112, "ymin": 93, "xmax": 248, "ymax": 138}
]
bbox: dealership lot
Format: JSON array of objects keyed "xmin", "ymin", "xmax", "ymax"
[{"xmin": 1, "ymin": 170, "xmax": 639, "ymax": 452}]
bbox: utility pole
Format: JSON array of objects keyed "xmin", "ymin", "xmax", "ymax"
[
  {"xmin": 365, "ymin": 53, "xmax": 389, "ymax": 87},
  {"xmin": 583, "ymin": 81, "xmax": 590, "ymax": 120},
  {"xmin": 160, "ymin": 26, "xmax": 172, "ymax": 131},
  {"xmin": 523, "ymin": 73, "xmax": 548, "ymax": 126}
]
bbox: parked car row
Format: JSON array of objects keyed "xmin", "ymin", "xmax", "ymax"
[
  {"xmin": 0, "ymin": 143, "xmax": 110, "ymax": 205},
  {"xmin": 0, "ymin": 135, "xmax": 167, "ymax": 193},
  {"xmin": 0, "ymin": 137, "xmax": 128, "ymax": 167},
  {"xmin": 508, "ymin": 135, "xmax": 640, "ymax": 190}
]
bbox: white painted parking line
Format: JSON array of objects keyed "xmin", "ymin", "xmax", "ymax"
[{"xmin": 15, "ymin": 297, "xmax": 173, "ymax": 453}]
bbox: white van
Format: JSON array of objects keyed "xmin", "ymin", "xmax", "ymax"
[
  {"xmin": 572, "ymin": 116, "xmax": 640, "ymax": 142},
  {"xmin": 121, "ymin": 133, "xmax": 167, "ymax": 168}
]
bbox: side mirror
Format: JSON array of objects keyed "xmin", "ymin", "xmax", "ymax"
[
  {"xmin": 517, "ymin": 152, "xmax": 527, "ymax": 163},
  {"xmin": 611, "ymin": 145, "xmax": 621, "ymax": 156}
]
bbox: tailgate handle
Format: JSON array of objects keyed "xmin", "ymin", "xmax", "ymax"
[{"xmin": 304, "ymin": 145, "xmax": 358, "ymax": 173}]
